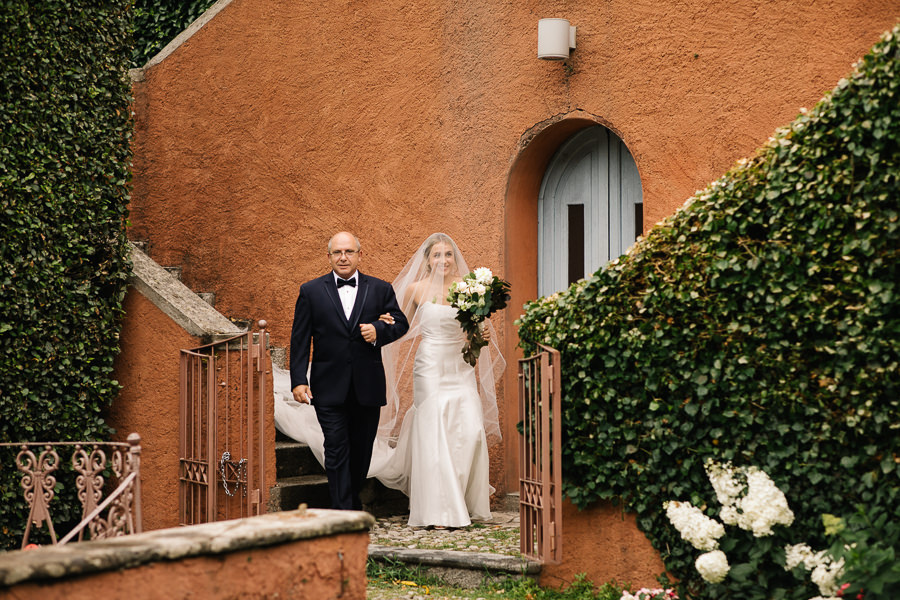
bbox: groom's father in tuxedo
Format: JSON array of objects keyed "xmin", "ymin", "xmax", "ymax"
[{"xmin": 290, "ymin": 231, "xmax": 409, "ymax": 510}]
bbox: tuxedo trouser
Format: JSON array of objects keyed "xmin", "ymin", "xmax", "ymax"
[{"xmin": 314, "ymin": 380, "xmax": 381, "ymax": 511}]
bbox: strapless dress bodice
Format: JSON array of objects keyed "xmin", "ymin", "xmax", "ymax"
[{"xmin": 418, "ymin": 302, "xmax": 465, "ymax": 343}]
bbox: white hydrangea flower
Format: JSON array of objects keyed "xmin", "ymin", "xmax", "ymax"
[
  {"xmin": 473, "ymin": 267, "xmax": 493, "ymax": 284},
  {"xmin": 664, "ymin": 501, "xmax": 725, "ymax": 551},
  {"xmin": 705, "ymin": 460, "xmax": 743, "ymax": 525},
  {"xmin": 784, "ymin": 542, "xmax": 847, "ymax": 596},
  {"xmin": 810, "ymin": 556, "xmax": 845, "ymax": 597},
  {"xmin": 704, "ymin": 460, "xmax": 794, "ymax": 536},
  {"xmin": 695, "ymin": 550, "xmax": 730, "ymax": 584},
  {"xmin": 784, "ymin": 543, "xmax": 818, "ymax": 571},
  {"xmin": 737, "ymin": 467, "xmax": 794, "ymax": 536}
]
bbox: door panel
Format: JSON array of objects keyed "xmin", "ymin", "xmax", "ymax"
[{"xmin": 538, "ymin": 126, "xmax": 642, "ymax": 297}]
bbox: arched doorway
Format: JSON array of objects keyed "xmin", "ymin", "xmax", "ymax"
[
  {"xmin": 503, "ymin": 114, "xmax": 643, "ymax": 490},
  {"xmin": 538, "ymin": 126, "xmax": 643, "ymax": 296}
]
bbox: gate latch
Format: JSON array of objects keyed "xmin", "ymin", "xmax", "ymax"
[{"xmin": 219, "ymin": 451, "xmax": 247, "ymax": 497}]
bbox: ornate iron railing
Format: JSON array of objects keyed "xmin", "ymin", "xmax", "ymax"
[
  {"xmin": 0, "ymin": 433, "xmax": 142, "ymax": 549},
  {"xmin": 179, "ymin": 320, "xmax": 269, "ymax": 525},
  {"xmin": 518, "ymin": 344, "xmax": 562, "ymax": 563}
]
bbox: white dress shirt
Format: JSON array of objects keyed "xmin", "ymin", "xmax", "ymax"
[{"xmin": 334, "ymin": 271, "xmax": 358, "ymax": 320}]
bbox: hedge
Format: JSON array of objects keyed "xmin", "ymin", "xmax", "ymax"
[
  {"xmin": 518, "ymin": 25, "xmax": 899, "ymax": 600},
  {"xmin": 0, "ymin": 1, "xmax": 132, "ymax": 549},
  {"xmin": 132, "ymin": 0, "xmax": 217, "ymax": 68}
]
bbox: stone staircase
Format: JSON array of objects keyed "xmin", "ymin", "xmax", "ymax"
[
  {"xmin": 268, "ymin": 429, "xmax": 331, "ymax": 511},
  {"xmin": 268, "ymin": 427, "xmax": 410, "ymax": 516},
  {"xmin": 131, "ymin": 239, "xmax": 409, "ymax": 517}
]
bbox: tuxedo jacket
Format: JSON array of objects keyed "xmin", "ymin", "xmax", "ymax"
[{"xmin": 289, "ymin": 271, "xmax": 409, "ymax": 407}]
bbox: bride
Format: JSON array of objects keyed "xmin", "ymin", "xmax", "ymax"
[{"xmin": 273, "ymin": 233, "xmax": 504, "ymax": 528}]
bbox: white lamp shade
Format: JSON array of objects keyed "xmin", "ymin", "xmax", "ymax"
[{"xmin": 538, "ymin": 18, "xmax": 575, "ymax": 60}]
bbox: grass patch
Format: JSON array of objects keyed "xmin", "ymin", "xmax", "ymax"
[{"xmin": 367, "ymin": 562, "xmax": 629, "ymax": 599}]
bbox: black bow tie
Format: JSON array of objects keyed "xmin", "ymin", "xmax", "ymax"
[{"xmin": 337, "ymin": 277, "xmax": 356, "ymax": 288}]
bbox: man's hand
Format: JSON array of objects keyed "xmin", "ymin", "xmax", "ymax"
[
  {"xmin": 293, "ymin": 385, "xmax": 312, "ymax": 404},
  {"xmin": 360, "ymin": 323, "xmax": 377, "ymax": 343}
]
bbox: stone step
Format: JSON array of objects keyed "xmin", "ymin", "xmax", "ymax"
[
  {"xmin": 269, "ymin": 474, "xmax": 331, "ymax": 512},
  {"xmin": 196, "ymin": 292, "xmax": 215, "ymax": 306},
  {"xmin": 359, "ymin": 479, "xmax": 409, "ymax": 518},
  {"xmin": 271, "ymin": 474, "xmax": 410, "ymax": 516},
  {"xmin": 367, "ymin": 546, "xmax": 541, "ymax": 588},
  {"xmin": 163, "ymin": 266, "xmax": 182, "ymax": 280},
  {"xmin": 270, "ymin": 346, "xmax": 287, "ymax": 370},
  {"xmin": 271, "ymin": 395, "xmax": 408, "ymax": 517},
  {"xmin": 275, "ymin": 439, "xmax": 323, "ymax": 479}
]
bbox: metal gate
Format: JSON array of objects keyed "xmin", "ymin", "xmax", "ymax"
[
  {"xmin": 518, "ymin": 344, "xmax": 562, "ymax": 563},
  {"xmin": 179, "ymin": 320, "xmax": 269, "ymax": 525}
]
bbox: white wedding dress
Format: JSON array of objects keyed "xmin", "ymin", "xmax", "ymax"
[
  {"xmin": 273, "ymin": 301, "xmax": 493, "ymax": 527},
  {"xmin": 400, "ymin": 302, "xmax": 493, "ymax": 526}
]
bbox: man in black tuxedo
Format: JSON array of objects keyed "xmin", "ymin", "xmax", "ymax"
[{"xmin": 289, "ymin": 231, "xmax": 409, "ymax": 510}]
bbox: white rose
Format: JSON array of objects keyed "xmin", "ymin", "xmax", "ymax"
[
  {"xmin": 695, "ymin": 550, "xmax": 730, "ymax": 584},
  {"xmin": 473, "ymin": 267, "xmax": 493, "ymax": 284},
  {"xmin": 471, "ymin": 282, "xmax": 486, "ymax": 295}
]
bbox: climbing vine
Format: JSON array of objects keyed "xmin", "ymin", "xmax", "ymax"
[
  {"xmin": 0, "ymin": 0, "xmax": 132, "ymax": 549},
  {"xmin": 518, "ymin": 25, "xmax": 899, "ymax": 599}
]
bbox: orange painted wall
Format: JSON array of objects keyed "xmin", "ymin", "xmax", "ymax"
[
  {"xmin": 125, "ymin": 0, "xmax": 898, "ymax": 580},
  {"xmin": 108, "ymin": 288, "xmax": 277, "ymax": 530},
  {"xmin": 540, "ymin": 499, "xmax": 669, "ymax": 590},
  {"xmin": 108, "ymin": 289, "xmax": 198, "ymax": 531},
  {"xmin": 128, "ymin": 1, "xmax": 897, "ymax": 497},
  {"xmin": 4, "ymin": 530, "xmax": 368, "ymax": 600}
]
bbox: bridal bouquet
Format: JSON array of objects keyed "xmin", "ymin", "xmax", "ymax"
[{"xmin": 447, "ymin": 267, "xmax": 511, "ymax": 367}]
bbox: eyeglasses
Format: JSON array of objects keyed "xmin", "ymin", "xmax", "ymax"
[{"xmin": 329, "ymin": 250, "xmax": 359, "ymax": 258}]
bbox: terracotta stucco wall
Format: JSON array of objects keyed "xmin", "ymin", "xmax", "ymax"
[
  {"xmin": 129, "ymin": 0, "xmax": 897, "ymax": 495},
  {"xmin": 109, "ymin": 288, "xmax": 278, "ymax": 530},
  {"xmin": 540, "ymin": 499, "xmax": 669, "ymax": 590},
  {"xmin": 108, "ymin": 289, "xmax": 198, "ymax": 531},
  {"xmin": 125, "ymin": 0, "xmax": 898, "ymax": 580},
  {"xmin": 4, "ymin": 529, "xmax": 368, "ymax": 600}
]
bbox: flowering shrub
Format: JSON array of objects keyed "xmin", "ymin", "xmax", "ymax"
[
  {"xmin": 620, "ymin": 588, "xmax": 678, "ymax": 600},
  {"xmin": 517, "ymin": 24, "xmax": 900, "ymax": 600},
  {"xmin": 818, "ymin": 503, "xmax": 900, "ymax": 600},
  {"xmin": 666, "ymin": 460, "xmax": 796, "ymax": 585},
  {"xmin": 783, "ymin": 542, "xmax": 845, "ymax": 597}
]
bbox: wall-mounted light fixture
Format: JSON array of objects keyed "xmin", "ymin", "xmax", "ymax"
[{"xmin": 537, "ymin": 18, "xmax": 576, "ymax": 60}]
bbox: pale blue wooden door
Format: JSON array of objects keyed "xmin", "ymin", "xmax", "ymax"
[{"xmin": 538, "ymin": 126, "xmax": 643, "ymax": 297}]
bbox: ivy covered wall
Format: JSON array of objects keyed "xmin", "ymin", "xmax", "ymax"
[
  {"xmin": 131, "ymin": 0, "xmax": 217, "ymax": 67},
  {"xmin": 0, "ymin": 1, "xmax": 132, "ymax": 549},
  {"xmin": 518, "ymin": 25, "xmax": 899, "ymax": 599}
]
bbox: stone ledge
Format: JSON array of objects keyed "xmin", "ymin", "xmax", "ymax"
[
  {"xmin": 128, "ymin": 241, "xmax": 244, "ymax": 338},
  {"xmin": 368, "ymin": 544, "xmax": 541, "ymax": 575},
  {"xmin": 0, "ymin": 509, "xmax": 373, "ymax": 587}
]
